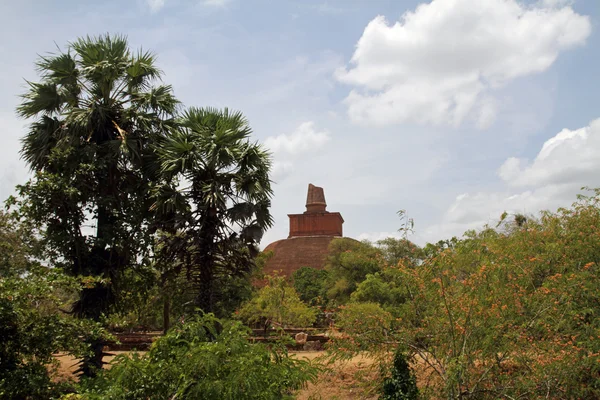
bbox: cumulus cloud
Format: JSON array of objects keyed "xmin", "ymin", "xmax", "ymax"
[
  {"xmin": 336, "ymin": 0, "xmax": 591, "ymax": 127},
  {"xmin": 421, "ymin": 119, "xmax": 600, "ymax": 243},
  {"xmin": 499, "ymin": 119, "xmax": 600, "ymax": 187},
  {"xmin": 265, "ymin": 122, "xmax": 331, "ymax": 155},
  {"xmin": 146, "ymin": 0, "xmax": 165, "ymax": 12},
  {"xmin": 265, "ymin": 122, "xmax": 331, "ymax": 181}
]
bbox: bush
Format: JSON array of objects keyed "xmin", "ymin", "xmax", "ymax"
[
  {"xmin": 0, "ymin": 269, "xmax": 107, "ymax": 399},
  {"xmin": 292, "ymin": 266, "xmax": 328, "ymax": 306},
  {"xmin": 80, "ymin": 314, "xmax": 319, "ymax": 399},
  {"xmin": 237, "ymin": 276, "xmax": 317, "ymax": 331},
  {"xmin": 391, "ymin": 190, "xmax": 600, "ymax": 398},
  {"xmin": 322, "ymin": 238, "xmax": 384, "ymax": 305},
  {"xmin": 335, "ymin": 302, "xmax": 393, "ymax": 350},
  {"xmin": 381, "ymin": 350, "xmax": 419, "ymax": 400}
]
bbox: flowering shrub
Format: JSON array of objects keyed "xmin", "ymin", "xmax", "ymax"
[{"xmin": 393, "ymin": 190, "xmax": 600, "ymax": 398}]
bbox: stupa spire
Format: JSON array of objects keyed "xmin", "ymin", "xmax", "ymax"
[{"xmin": 305, "ymin": 183, "xmax": 327, "ymax": 213}]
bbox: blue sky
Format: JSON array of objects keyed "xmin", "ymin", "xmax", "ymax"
[{"xmin": 1, "ymin": 0, "xmax": 599, "ymax": 246}]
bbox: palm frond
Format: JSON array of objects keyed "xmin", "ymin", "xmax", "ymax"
[
  {"xmin": 36, "ymin": 52, "xmax": 78, "ymax": 87},
  {"xmin": 127, "ymin": 49, "xmax": 162, "ymax": 90},
  {"xmin": 131, "ymin": 85, "xmax": 180, "ymax": 115},
  {"xmin": 20, "ymin": 116, "xmax": 62, "ymax": 170},
  {"xmin": 17, "ymin": 81, "xmax": 63, "ymax": 117}
]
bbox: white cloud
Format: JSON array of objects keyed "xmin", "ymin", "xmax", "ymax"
[
  {"xmin": 499, "ymin": 119, "xmax": 600, "ymax": 187},
  {"xmin": 265, "ymin": 121, "xmax": 331, "ymax": 155},
  {"xmin": 336, "ymin": 0, "xmax": 591, "ymax": 127},
  {"xmin": 420, "ymin": 119, "xmax": 600, "ymax": 243},
  {"xmin": 270, "ymin": 161, "xmax": 294, "ymax": 181},
  {"xmin": 265, "ymin": 122, "xmax": 331, "ymax": 182},
  {"xmin": 146, "ymin": 0, "xmax": 165, "ymax": 12},
  {"xmin": 358, "ymin": 231, "xmax": 403, "ymax": 242},
  {"xmin": 539, "ymin": 0, "xmax": 574, "ymax": 7},
  {"xmin": 201, "ymin": 0, "xmax": 232, "ymax": 7}
]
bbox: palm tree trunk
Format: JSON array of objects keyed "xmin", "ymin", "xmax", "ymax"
[
  {"xmin": 195, "ymin": 267, "xmax": 214, "ymax": 313},
  {"xmin": 78, "ymin": 156, "xmax": 119, "ymax": 378},
  {"xmin": 193, "ymin": 208, "xmax": 219, "ymax": 314}
]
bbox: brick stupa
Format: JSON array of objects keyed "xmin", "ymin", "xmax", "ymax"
[{"xmin": 262, "ymin": 184, "xmax": 346, "ymax": 278}]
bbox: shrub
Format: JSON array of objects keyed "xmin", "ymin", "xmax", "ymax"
[
  {"xmin": 381, "ymin": 350, "xmax": 419, "ymax": 400},
  {"xmin": 323, "ymin": 238, "xmax": 384, "ymax": 305},
  {"xmin": 0, "ymin": 269, "xmax": 107, "ymax": 399},
  {"xmin": 292, "ymin": 266, "xmax": 328, "ymax": 306},
  {"xmin": 335, "ymin": 302, "xmax": 393, "ymax": 350},
  {"xmin": 237, "ymin": 276, "xmax": 317, "ymax": 331},
  {"xmin": 80, "ymin": 314, "xmax": 319, "ymax": 399}
]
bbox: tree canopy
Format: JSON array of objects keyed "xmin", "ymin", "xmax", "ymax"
[
  {"xmin": 15, "ymin": 34, "xmax": 179, "ymax": 321},
  {"xmin": 152, "ymin": 107, "xmax": 273, "ymax": 315}
]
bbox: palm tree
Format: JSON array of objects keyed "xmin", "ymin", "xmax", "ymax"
[
  {"xmin": 16, "ymin": 34, "xmax": 178, "ymax": 376},
  {"xmin": 152, "ymin": 107, "xmax": 273, "ymax": 315}
]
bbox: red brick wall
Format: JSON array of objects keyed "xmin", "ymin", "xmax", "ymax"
[
  {"xmin": 288, "ymin": 212, "xmax": 343, "ymax": 238},
  {"xmin": 262, "ymin": 236, "xmax": 335, "ymax": 278}
]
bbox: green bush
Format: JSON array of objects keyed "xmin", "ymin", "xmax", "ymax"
[
  {"xmin": 237, "ymin": 276, "xmax": 317, "ymax": 331},
  {"xmin": 335, "ymin": 302, "xmax": 393, "ymax": 350},
  {"xmin": 292, "ymin": 266, "xmax": 328, "ymax": 306},
  {"xmin": 323, "ymin": 239, "xmax": 384, "ymax": 305},
  {"xmin": 381, "ymin": 350, "xmax": 419, "ymax": 400},
  {"xmin": 80, "ymin": 314, "xmax": 318, "ymax": 399},
  {"xmin": 0, "ymin": 269, "xmax": 107, "ymax": 399}
]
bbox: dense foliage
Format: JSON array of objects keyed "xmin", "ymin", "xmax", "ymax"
[
  {"xmin": 79, "ymin": 315, "xmax": 318, "ymax": 400},
  {"xmin": 15, "ymin": 34, "xmax": 178, "ymax": 322},
  {"xmin": 322, "ymin": 238, "xmax": 384, "ymax": 305},
  {"xmin": 151, "ymin": 107, "xmax": 273, "ymax": 316},
  {"xmin": 0, "ymin": 211, "xmax": 108, "ymax": 398},
  {"xmin": 328, "ymin": 190, "xmax": 600, "ymax": 399},
  {"xmin": 237, "ymin": 276, "xmax": 317, "ymax": 331},
  {"xmin": 381, "ymin": 350, "xmax": 419, "ymax": 400},
  {"xmin": 292, "ymin": 266, "xmax": 328, "ymax": 306},
  {"xmin": 12, "ymin": 34, "xmax": 180, "ymax": 375}
]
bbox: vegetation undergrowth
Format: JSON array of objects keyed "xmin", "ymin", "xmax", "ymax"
[{"xmin": 77, "ymin": 314, "xmax": 319, "ymax": 400}]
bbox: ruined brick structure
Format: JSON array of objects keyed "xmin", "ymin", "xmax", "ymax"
[
  {"xmin": 262, "ymin": 184, "xmax": 348, "ymax": 278},
  {"xmin": 288, "ymin": 184, "xmax": 344, "ymax": 238}
]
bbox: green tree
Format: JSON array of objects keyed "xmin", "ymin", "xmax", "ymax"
[
  {"xmin": 292, "ymin": 266, "xmax": 328, "ymax": 306},
  {"xmin": 14, "ymin": 34, "xmax": 178, "ymax": 375},
  {"xmin": 152, "ymin": 107, "xmax": 273, "ymax": 316},
  {"xmin": 0, "ymin": 210, "xmax": 41, "ymax": 278},
  {"xmin": 376, "ymin": 237, "xmax": 423, "ymax": 267},
  {"xmin": 0, "ymin": 211, "xmax": 109, "ymax": 398},
  {"xmin": 237, "ymin": 276, "xmax": 317, "ymax": 332},
  {"xmin": 322, "ymin": 238, "xmax": 384, "ymax": 304},
  {"xmin": 351, "ymin": 268, "xmax": 411, "ymax": 315}
]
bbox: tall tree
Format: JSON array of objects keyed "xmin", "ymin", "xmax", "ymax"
[
  {"xmin": 15, "ymin": 34, "xmax": 178, "ymax": 375},
  {"xmin": 152, "ymin": 107, "xmax": 273, "ymax": 316}
]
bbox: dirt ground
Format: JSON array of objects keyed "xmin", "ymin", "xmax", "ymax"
[
  {"xmin": 53, "ymin": 351, "xmax": 137, "ymax": 382},
  {"xmin": 293, "ymin": 353, "xmax": 379, "ymax": 400},
  {"xmin": 54, "ymin": 351, "xmax": 380, "ymax": 399}
]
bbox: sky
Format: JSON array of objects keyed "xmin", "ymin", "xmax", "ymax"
[{"xmin": 1, "ymin": 0, "xmax": 599, "ymax": 247}]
